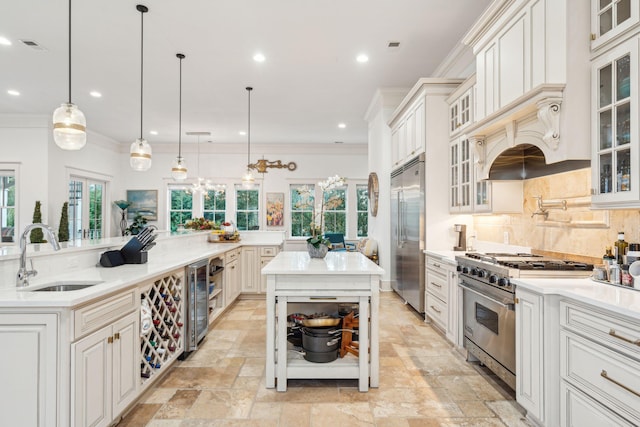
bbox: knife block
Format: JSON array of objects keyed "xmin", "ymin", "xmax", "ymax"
[{"xmin": 100, "ymin": 236, "xmax": 149, "ymax": 267}]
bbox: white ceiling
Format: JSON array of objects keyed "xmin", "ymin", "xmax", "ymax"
[{"xmin": 0, "ymin": 0, "xmax": 491, "ymax": 146}]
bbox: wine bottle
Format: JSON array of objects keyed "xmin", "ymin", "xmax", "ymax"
[{"xmin": 614, "ymin": 232, "xmax": 628, "ymax": 264}]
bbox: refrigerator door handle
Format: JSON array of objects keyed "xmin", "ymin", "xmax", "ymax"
[{"xmin": 398, "ymin": 190, "xmax": 404, "ymax": 247}]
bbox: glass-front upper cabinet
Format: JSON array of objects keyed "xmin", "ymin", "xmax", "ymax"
[
  {"xmin": 592, "ymin": 37, "xmax": 639, "ymax": 206},
  {"xmin": 449, "ymin": 88, "xmax": 473, "ymax": 136},
  {"xmin": 591, "ymin": 0, "xmax": 639, "ymax": 51},
  {"xmin": 449, "ymin": 137, "xmax": 473, "ymax": 213}
]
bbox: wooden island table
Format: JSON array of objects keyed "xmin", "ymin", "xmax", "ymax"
[{"xmin": 262, "ymin": 251, "xmax": 384, "ymax": 392}]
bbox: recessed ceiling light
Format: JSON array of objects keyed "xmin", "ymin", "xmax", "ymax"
[
  {"xmin": 7, "ymin": 89, "xmax": 20, "ymax": 96},
  {"xmin": 89, "ymin": 91, "xmax": 102, "ymax": 98},
  {"xmin": 338, "ymin": 123, "xmax": 346, "ymax": 129},
  {"xmin": 0, "ymin": 37, "xmax": 11, "ymax": 46},
  {"xmin": 149, "ymin": 130, "xmax": 158, "ymax": 135},
  {"xmin": 356, "ymin": 54, "xmax": 369, "ymax": 63},
  {"xmin": 253, "ymin": 53, "xmax": 266, "ymax": 63},
  {"xmin": 239, "ymin": 131, "xmax": 247, "ymax": 136}
]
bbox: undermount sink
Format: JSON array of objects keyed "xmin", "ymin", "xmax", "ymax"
[{"xmin": 30, "ymin": 280, "xmax": 104, "ymax": 292}]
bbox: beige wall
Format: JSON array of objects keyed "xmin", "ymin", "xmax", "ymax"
[{"xmin": 473, "ymin": 168, "xmax": 640, "ymax": 260}]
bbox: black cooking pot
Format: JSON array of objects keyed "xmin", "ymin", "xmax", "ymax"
[
  {"xmin": 287, "ymin": 326, "xmax": 302, "ymax": 347},
  {"xmin": 301, "ymin": 327, "xmax": 341, "ymax": 353},
  {"xmin": 303, "ymin": 349, "xmax": 338, "ymax": 363}
]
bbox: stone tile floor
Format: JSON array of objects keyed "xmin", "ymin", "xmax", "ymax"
[{"xmin": 116, "ymin": 292, "xmax": 531, "ymax": 426}]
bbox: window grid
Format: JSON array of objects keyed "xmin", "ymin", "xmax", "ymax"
[
  {"xmin": 0, "ymin": 171, "xmax": 16, "ymax": 243},
  {"xmin": 169, "ymin": 188, "xmax": 193, "ymax": 232},
  {"xmin": 323, "ymin": 188, "xmax": 346, "ymax": 235},
  {"xmin": 356, "ymin": 184, "xmax": 368, "ymax": 238},
  {"xmin": 235, "ymin": 186, "xmax": 259, "ymax": 231},
  {"xmin": 290, "ymin": 184, "xmax": 314, "ymax": 237},
  {"xmin": 203, "ymin": 189, "xmax": 226, "ymax": 224}
]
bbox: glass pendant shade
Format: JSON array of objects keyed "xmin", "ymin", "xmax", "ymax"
[
  {"xmin": 172, "ymin": 156, "xmax": 188, "ymax": 181},
  {"xmin": 53, "ymin": 102, "xmax": 86, "ymax": 150},
  {"xmin": 129, "ymin": 137, "xmax": 152, "ymax": 171},
  {"xmin": 242, "ymin": 169, "xmax": 255, "ymax": 189}
]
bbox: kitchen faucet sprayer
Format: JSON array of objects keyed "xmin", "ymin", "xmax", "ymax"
[{"xmin": 16, "ymin": 223, "xmax": 61, "ymax": 287}]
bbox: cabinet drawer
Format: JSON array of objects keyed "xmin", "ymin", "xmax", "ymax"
[
  {"xmin": 560, "ymin": 300, "xmax": 640, "ymax": 358},
  {"xmin": 426, "ymin": 256, "xmax": 449, "ymax": 271},
  {"xmin": 74, "ymin": 288, "xmax": 138, "ymax": 340},
  {"xmin": 261, "ymin": 246, "xmax": 277, "ymax": 256},
  {"xmin": 561, "ymin": 382, "xmax": 635, "ymax": 427},
  {"xmin": 225, "ymin": 248, "xmax": 240, "ymax": 264},
  {"xmin": 426, "ymin": 269, "xmax": 448, "ymax": 303},
  {"xmin": 561, "ymin": 331, "xmax": 640, "ymax": 424},
  {"xmin": 426, "ymin": 292, "xmax": 447, "ymax": 329}
]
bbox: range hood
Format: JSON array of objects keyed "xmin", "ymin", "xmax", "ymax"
[
  {"xmin": 464, "ymin": 84, "xmax": 590, "ymax": 180},
  {"xmin": 488, "ymin": 144, "xmax": 590, "ymax": 180}
]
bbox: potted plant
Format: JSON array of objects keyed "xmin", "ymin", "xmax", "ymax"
[
  {"xmin": 295, "ymin": 175, "xmax": 346, "ymax": 258},
  {"xmin": 126, "ymin": 213, "xmax": 148, "ymax": 236}
]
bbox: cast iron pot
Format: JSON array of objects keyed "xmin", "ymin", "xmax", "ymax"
[
  {"xmin": 287, "ymin": 326, "xmax": 302, "ymax": 347},
  {"xmin": 301, "ymin": 327, "xmax": 341, "ymax": 353}
]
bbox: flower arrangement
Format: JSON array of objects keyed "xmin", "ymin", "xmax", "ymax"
[
  {"xmin": 184, "ymin": 217, "xmax": 219, "ymax": 230},
  {"xmin": 296, "ymin": 175, "xmax": 346, "ymax": 248}
]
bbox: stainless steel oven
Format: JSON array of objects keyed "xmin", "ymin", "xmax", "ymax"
[
  {"xmin": 456, "ymin": 252, "xmax": 593, "ymax": 390},
  {"xmin": 461, "ymin": 274, "xmax": 515, "ymax": 389}
]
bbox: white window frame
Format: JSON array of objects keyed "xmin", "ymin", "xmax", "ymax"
[
  {"xmin": 0, "ymin": 163, "xmax": 19, "ymax": 245},
  {"xmin": 66, "ymin": 167, "xmax": 111, "ymax": 240}
]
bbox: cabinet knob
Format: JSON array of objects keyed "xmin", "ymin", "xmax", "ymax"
[
  {"xmin": 590, "ymin": 33, "xmax": 596, "ymax": 41},
  {"xmin": 114, "ymin": 332, "xmax": 120, "ymax": 340},
  {"xmin": 515, "ymin": 297, "xmax": 520, "ymax": 304},
  {"xmin": 108, "ymin": 336, "xmax": 114, "ymax": 344}
]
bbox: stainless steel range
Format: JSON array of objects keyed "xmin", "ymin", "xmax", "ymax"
[{"xmin": 455, "ymin": 252, "xmax": 593, "ymax": 390}]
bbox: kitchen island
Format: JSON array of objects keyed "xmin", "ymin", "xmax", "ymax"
[{"xmin": 262, "ymin": 251, "xmax": 384, "ymax": 392}]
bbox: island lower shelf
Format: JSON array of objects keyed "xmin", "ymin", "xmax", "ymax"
[{"xmin": 279, "ymin": 352, "xmax": 364, "ymax": 379}]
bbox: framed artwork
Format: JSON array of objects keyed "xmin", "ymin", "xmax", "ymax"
[
  {"xmin": 266, "ymin": 192, "xmax": 284, "ymax": 227},
  {"xmin": 127, "ymin": 190, "xmax": 158, "ymax": 221}
]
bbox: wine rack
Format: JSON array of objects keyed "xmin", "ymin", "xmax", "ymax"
[{"xmin": 139, "ymin": 271, "xmax": 184, "ymax": 387}]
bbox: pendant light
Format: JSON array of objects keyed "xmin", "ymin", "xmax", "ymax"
[
  {"xmin": 52, "ymin": 0, "xmax": 86, "ymax": 150},
  {"xmin": 171, "ymin": 53, "xmax": 188, "ymax": 181},
  {"xmin": 241, "ymin": 86, "xmax": 255, "ymax": 188},
  {"xmin": 129, "ymin": 4, "xmax": 152, "ymax": 171}
]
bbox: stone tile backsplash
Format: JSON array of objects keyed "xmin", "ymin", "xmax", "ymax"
[{"xmin": 473, "ymin": 168, "xmax": 640, "ymax": 260}]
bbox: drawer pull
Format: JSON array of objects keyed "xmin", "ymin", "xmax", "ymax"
[
  {"xmin": 430, "ymin": 282, "xmax": 442, "ymax": 288},
  {"xmin": 601, "ymin": 370, "xmax": 640, "ymax": 398},
  {"xmin": 430, "ymin": 305, "xmax": 441, "ymax": 314},
  {"xmin": 609, "ymin": 329, "xmax": 640, "ymax": 346},
  {"xmin": 433, "ymin": 263, "xmax": 440, "ymax": 268},
  {"xmin": 309, "ymin": 297, "xmax": 337, "ymax": 300}
]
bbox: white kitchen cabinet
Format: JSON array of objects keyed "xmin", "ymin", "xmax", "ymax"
[
  {"xmin": 449, "ymin": 136, "xmax": 473, "ymax": 213},
  {"xmin": 425, "ymin": 255, "xmax": 459, "ymax": 345},
  {"xmin": 389, "ymin": 79, "xmax": 463, "ymax": 169},
  {"xmin": 591, "ymin": 0, "xmax": 639, "ymax": 53},
  {"xmin": 242, "ymin": 245, "xmax": 280, "ymax": 294},
  {"xmin": 225, "ymin": 249, "xmax": 241, "ymax": 303},
  {"xmin": 71, "ymin": 311, "xmax": 139, "ymax": 427},
  {"xmin": 241, "ymin": 246, "xmax": 259, "ymax": 293},
  {"xmin": 0, "ymin": 312, "xmax": 59, "ymax": 427},
  {"xmin": 448, "ymin": 75, "xmax": 475, "ymax": 136},
  {"xmin": 591, "ymin": 36, "xmax": 640, "ymax": 208},
  {"xmin": 559, "ymin": 300, "xmax": 640, "ymax": 425},
  {"xmin": 515, "ymin": 287, "xmax": 544, "ymax": 424},
  {"xmin": 561, "ymin": 382, "xmax": 636, "ymax": 427}
]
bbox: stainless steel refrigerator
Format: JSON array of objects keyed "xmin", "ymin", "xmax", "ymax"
[{"xmin": 390, "ymin": 154, "xmax": 425, "ymax": 313}]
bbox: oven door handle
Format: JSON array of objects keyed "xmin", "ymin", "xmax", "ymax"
[{"xmin": 459, "ymin": 283, "xmax": 515, "ymax": 310}]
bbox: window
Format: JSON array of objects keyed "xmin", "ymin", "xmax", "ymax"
[
  {"xmin": 169, "ymin": 188, "xmax": 193, "ymax": 232},
  {"xmin": 203, "ymin": 188, "xmax": 226, "ymax": 223},
  {"xmin": 323, "ymin": 187, "xmax": 346, "ymax": 235},
  {"xmin": 290, "ymin": 184, "xmax": 314, "ymax": 237},
  {"xmin": 356, "ymin": 184, "xmax": 368, "ymax": 237},
  {"xmin": 0, "ymin": 170, "xmax": 16, "ymax": 243},
  {"xmin": 235, "ymin": 185, "xmax": 259, "ymax": 230},
  {"xmin": 69, "ymin": 175, "xmax": 106, "ymax": 240}
]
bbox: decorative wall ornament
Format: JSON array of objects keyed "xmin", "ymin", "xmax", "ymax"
[{"xmin": 249, "ymin": 159, "xmax": 297, "ymax": 174}]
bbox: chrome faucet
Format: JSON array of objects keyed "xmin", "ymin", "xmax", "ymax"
[{"xmin": 16, "ymin": 223, "xmax": 61, "ymax": 287}]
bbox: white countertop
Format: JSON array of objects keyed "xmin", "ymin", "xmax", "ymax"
[
  {"xmin": 262, "ymin": 251, "xmax": 384, "ymax": 275},
  {"xmin": 424, "ymin": 250, "xmax": 460, "ymax": 265},
  {"xmin": 513, "ymin": 277, "xmax": 640, "ymax": 320},
  {"xmin": 0, "ymin": 231, "xmax": 285, "ymax": 308}
]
